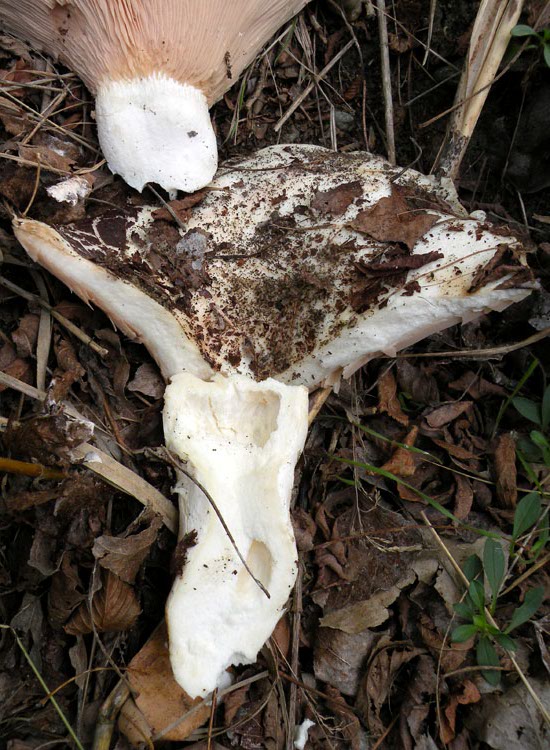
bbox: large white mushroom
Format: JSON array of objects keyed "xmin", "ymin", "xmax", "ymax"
[
  {"xmin": 13, "ymin": 145, "xmax": 533, "ymax": 697},
  {"xmin": 0, "ymin": 0, "xmax": 309, "ymax": 193}
]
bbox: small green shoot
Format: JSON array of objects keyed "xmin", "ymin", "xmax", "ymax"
[
  {"xmin": 511, "ymin": 24, "xmax": 550, "ymax": 67},
  {"xmin": 451, "ymin": 536, "xmax": 544, "ymax": 686}
]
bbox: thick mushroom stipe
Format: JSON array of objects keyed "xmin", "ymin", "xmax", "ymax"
[
  {"xmin": 95, "ymin": 76, "xmax": 217, "ymax": 193},
  {"xmin": 164, "ymin": 372, "xmax": 308, "ymax": 697}
]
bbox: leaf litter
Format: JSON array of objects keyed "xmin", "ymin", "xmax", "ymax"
[{"xmin": 0, "ymin": 1, "xmax": 549, "ymax": 749}]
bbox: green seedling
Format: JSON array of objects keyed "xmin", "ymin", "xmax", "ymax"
[
  {"xmin": 511, "ymin": 24, "xmax": 550, "ymax": 67},
  {"xmin": 452, "ymin": 537, "xmax": 544, "ymax": 686}
]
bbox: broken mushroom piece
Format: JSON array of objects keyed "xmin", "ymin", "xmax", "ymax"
[
  {"xmin": 164, "ymin": 373, "xmax": 308, "ymax": 697},
  {"xmin": 0, "ymin": 0, "xmax": 309, "ymax": 193},
  {"xmin": 13, "ymin": 145, "xmax": 534, "ymax": 698}
]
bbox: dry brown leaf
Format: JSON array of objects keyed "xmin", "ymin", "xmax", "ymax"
[
  {"xmin": 494, "ymin": 433, "xmax": 517, "ymax": 508},
  {"xmin": 357, "ymin": 641, "xmax": 425, "ymax": 736},
  {"xmin": 454, "ymin": 473, "xmax": 474, "ymax": 520},
  {"xmin": 11, "ymin": 313, "xmax": 39, "ymax": 358},
  {"xmin": 426, "ymin": 401, "xmax": 472, "ymax": 429},
  {"xmin": 127, "ymin": 362, "xmax": 165, "ymax": 399},
  {"xmin": 65, "ymin": 570, "xmax": 140, "ymax": 634},
  {"xmin": 48, "ymin": 555, "xmax": 85, "ymax": 628},
  {"xmin": 351, "ymin": 185, "xmax": 439, "ymax": 250},
  {"xmin": 92, "ymin": 517, "xmax": 162, "ymax": 584},
  {"xmin": 311, "ymin": 180, "xmax": 362, "ymax": 216},
  {"xmin": 378, "ymin": 367, "xmax": 409, "ymax": 425},
  {"xmin": 381, "ymin": 425, "xmax": 419, "ymax": 477},
  {"xmin": 118, "ymin": 622, "xmax": 210, "ymax": 743},
  {"xmin": 314, "ymin": 627, "xmax": 377, "ymax": 695},
  {"xmin": 419, "ymin": 613, "xmax": 471, "ymax": 672},
  {"xmin": 440, "ymin": 680, "xmax": 481, "ymax": 745},
  {"xmin": 18, "ymin": 144, "xmax": 74, "ymax": 173}
]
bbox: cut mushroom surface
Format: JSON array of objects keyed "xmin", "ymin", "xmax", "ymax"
[
  {"xmin": 0, "ymin": 1, "xmax": 309, "ymax": 192},
  {"xmin": 14, "ymin": 145, "xmax": 534, "ymax": 388},
  {"xmin": 164, "ymin": 372, "xmax": 308, "ymax": 697}
]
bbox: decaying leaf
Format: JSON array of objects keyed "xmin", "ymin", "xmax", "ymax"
[
  {"xmin": 65, "ymin": 570, "xmax": 140, "ymax": 634},
  {"xmin": 312, "ymin": 180, "xmax": 362, "ymax": 216},
  {"xmin": 314, "ymin": 627, "xmax": 377, "ymax": 695},
  {"xmin": 357, "ymin": 640, "xmax": 426, "ymax": 736},
  {"xmin": 440, "ymin": 680, "xmax": 481, "ymax": 745},
  {"xmin": 426, "ymin": 401, "xmax": 472, "ymax": 429},
  {"xmin": 381, "ymin": 425, "xmax": 419, "ymax": 477},
  {"xmin": 377, "ymin": 367, "xmax": 409, "ymax": 425},
  {"xmin": 494, "ymin": 433, "xmax": 517, "ymax": 508},
  {"xmin": 321, "ymin": 582, "xmax": 411, "ymax": 633},
  {"xmin": 48, "ymin": 554, "xmax": 86, "ymax": 627},
  {"xmin": 351, "ymin": 184, "xmax": 439, "ymax": 250},
  {"xmin": 127, "ymin": 362, "xmax": 165, "ymax": 399},
  {"xmin": 118, "ymin": 623, "xmax": 210, "ymax": 743},
  {"xmin": 463, "ymin": 677, "xmax": 550, "ymax": 750},
  {"xmin": 92, "ymin": 516, "xmax": 162, "ymax": 584}
]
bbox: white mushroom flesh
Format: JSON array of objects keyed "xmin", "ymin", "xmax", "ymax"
[
  {"xmin": 95, "ymin": 76, "xmax": 218, "ymax": 193},
  {"xmin": 164, "ymin": 372, "xmax": 308, "ymax": 697}
]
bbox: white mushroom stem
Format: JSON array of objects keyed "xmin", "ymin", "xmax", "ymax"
[
  {"xmin": 95, "ymin": 75, "xmax": 218, "ymax": 194},
  {"xmin": 163, "ymin": 372, "xmax": 308, "ymax": 698}
]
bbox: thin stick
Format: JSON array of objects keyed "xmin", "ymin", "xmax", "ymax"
[
  {"xmin": 0, "ymin": 274, "xmax": 109, "ymax": 358},
  {"xmin": 393, "ymin": 326, "xmax": 550, "ymax": 359},
  {"xmin": 0, "ymin": 456, "xmax": 65, "ymax": 481},
  {"xmin": 500, "ymin": 551, "xmax": 550, "ymax": 597},
  {"xmin": 308, "ymin": 386, "xmax": 333, "ymax": 426},
  {"xmin": 164, "ymin": 449, "xmax": 271, "ymax": 599},
  {"xmin": 0, "ymin": 370, "xmax": 46, "ymax": 400},
  {"xmin": 286, "ymin": 562, "xmax": 303, "ymax": 750},
  {"xmin": 274, "ymin": 40, "xmax": 354, "ymax": 133},
  {"xmin": 376, "ymin": 0, "xmax": 396, "ymax": 164},
  {"xmin": 421, "ymin": 512, "xmax": 550, "ymax": 727}
]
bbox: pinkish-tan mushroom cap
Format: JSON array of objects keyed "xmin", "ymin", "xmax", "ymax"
[{"xmin": 0, "ymin": 1, "xmax": 310, "ymax": 192}]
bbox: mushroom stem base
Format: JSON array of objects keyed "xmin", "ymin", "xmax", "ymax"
[
  {"xmin": 95, "ymin": 75, "xmax": 217, "ymax": 194},
  {"xmin": 163, "ymin": 372, "xmax": 309, "ymax": 698}
]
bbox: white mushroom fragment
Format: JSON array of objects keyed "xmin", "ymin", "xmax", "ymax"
[
  {"xmin": 13, "ymin": 145, "xmax": 534, "ymax": 697},
  {"xmin": 164, "ymin": 373, "xmax": 308, "ymax": 697},
  {"xmin": 0, "ymin": 0, "xmax": 309, "ymax": 193}
]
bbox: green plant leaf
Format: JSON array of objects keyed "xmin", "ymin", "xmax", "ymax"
[
  {"xmin": 494, "ymin": 633, "xmax": 517, "ymax": 652},
  {"xmin": 484, "ymin": 538, "xmax": 506, "ymax": 601},
  {"xmin": 477, "ymin": 636, "xmax": 501, "ymax": 686},
  {"xmin": 463, "ymin": 554, "xmax": 483, "ymax": 582},
  {"xmin": 544, "ymin": 43, "xmax": 550, "ymax": 68},
  {"xmin": 505, "ymin": 587, "xmax": 545, "ymax": 633},
  {"xmin": 469, "ymin": 579, "xmax": 486, "ymax": 612},
  {"xmin": 512, "ymin": 492, "xmax": 541, "ymax": 540},
  {"xmin": 452, "ymin": 624, "xmax": 478, "ymax": 643},
  {"xmin": 530, "ymin": 430, "xmax": 550, "ymax": 449},
  {"xmin": 512, "ymin": 397, "xmax": 542, "ymax": 425},
  {"xmin": 454, "ymin": 600, "xmax": 474, "ymax": 619},
  {"xmin": 511, "ymin": 24, "xmax": 536, "ymax": 37},
  {"xmin": 542, "ymin": 385, "xmax": 550, "ymax": 430}
]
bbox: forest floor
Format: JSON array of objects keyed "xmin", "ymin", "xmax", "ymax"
[{"xmin": 0, "ymin": 1, "xmax": 549, "ymax": 749}]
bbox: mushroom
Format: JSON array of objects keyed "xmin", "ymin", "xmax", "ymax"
[
  {"xmin": 13, "ymin": 144, "xmax": 534, "ymax": 697},
  {"xmin": 0, "ymin": 1, "xmax": 309, "ymax": 193}
]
